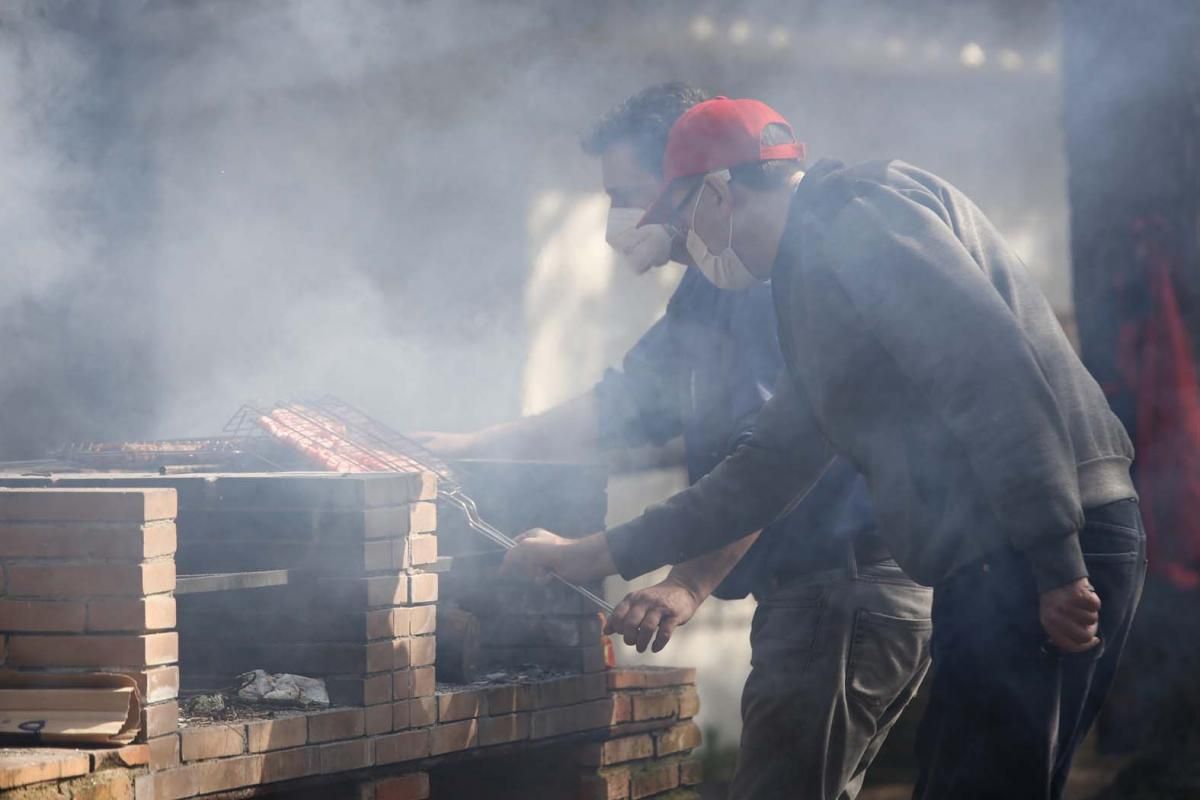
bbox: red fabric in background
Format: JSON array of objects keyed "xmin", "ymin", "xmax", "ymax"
[{"xmin": 1122, "ymin": 219, "xmax": 1200, "ymax": 590}]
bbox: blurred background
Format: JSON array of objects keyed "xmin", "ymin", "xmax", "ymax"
[{"xmin": 2, "ymin": 1, "xmax": 1198, "ymax": 796}]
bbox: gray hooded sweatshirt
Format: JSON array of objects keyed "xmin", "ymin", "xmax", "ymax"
[{"xmin": 605, "ymin": 159, "xmax": 1135, "ymax": 592}]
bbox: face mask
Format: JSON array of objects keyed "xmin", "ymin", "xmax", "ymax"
[
  {"xmin": 605, "ymin": 207, "xmax": 673, "ymax": 275},
  {"xmin": 684, "ymin": 173, "xmax": 760, "ymax": 290}
]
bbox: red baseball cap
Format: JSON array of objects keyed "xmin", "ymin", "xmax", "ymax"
[{"xmin": 639, "ymin": 97, "xmax": 805, "ymax": 227}]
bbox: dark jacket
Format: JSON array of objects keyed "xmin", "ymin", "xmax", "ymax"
[
  {"xmin": 594, "ymin": 266, "xmax": 875, "ymax": 599},
  {"xmin": 606, "ymin": 159, "xmax": 1136, "ymax": 592}
]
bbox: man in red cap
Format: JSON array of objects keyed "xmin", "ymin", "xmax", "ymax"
[
  {"xmin": 504, "ymin": 97, "xmax": 1146, "ymax": 799},
  {"xmin": 422, "ymin": 85, "xmax": 931, "ymax": 798}
]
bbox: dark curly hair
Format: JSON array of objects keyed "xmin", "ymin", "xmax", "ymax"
[{"xmin": 581, "ymin": 82, "xmax": 711, "ymax": 176}]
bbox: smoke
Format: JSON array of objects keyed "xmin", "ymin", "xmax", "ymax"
[{"xmin": 0, "ymin": 0, "xmax": 1076, "ymax": 466}]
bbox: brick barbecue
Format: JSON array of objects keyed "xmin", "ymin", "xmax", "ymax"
[{"xmin": 0, "ymin": 460, "xmax": 703, "ymax": 798}]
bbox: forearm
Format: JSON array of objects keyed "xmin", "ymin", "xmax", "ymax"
[
  {"xmin": 664, "ymin": 531, "xmax": 761, "ymax": 601},
  {"xmin": 605, "ymin": 380, "xmax": 834, "ymax": 580},
  {"xmin": 469, "ymin": 392, "xmax": 599, "ymax": 461}
]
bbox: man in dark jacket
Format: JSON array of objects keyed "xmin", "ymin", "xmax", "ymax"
[
  {"xmin": 423, "ymin": 84, "xmax": 931, "ymax": 798},
  {"xmin": 504, "ymin": 96, "xmax": 1146, "ymax": 799}
]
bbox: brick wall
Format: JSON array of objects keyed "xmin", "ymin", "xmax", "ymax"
[{"xmin": 0, "ymin": 487, "xmax": 181, "ymax": 748}]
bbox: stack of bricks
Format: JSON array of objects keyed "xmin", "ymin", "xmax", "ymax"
[
  {"xmin": 0, "ymin": 487, "xmax": 181, "ymax": 754},
  {"xmin": 576, "ymin": 668, "xmax": 703, "ymax": 800},
  {"xmin": 143, "ymin": 667, "xmax": 692, "ymax": 799},
  {"xmin": 165, "ymin": 472, "xmax": 440, "ymax": 734},
  {"xmin": 437, "ymin": 459, "xmax": 610, "ymax": 675}
]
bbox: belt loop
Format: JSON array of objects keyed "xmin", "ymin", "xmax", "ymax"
[{"xmin": 845, "ymin": 538, "xmax": 859, "ymax": 579}]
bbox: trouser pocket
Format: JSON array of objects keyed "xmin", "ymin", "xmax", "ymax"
[{"xmin": 846, "ymin": 610, "xmax": 933, "ymax": 709}]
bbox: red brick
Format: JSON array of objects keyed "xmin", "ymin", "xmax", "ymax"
[
  {"xmin": 126, "ymin": 664, "xmax": 180, "ymax": 704},
  {"xmin": 319, "ymin": 739, "xmax": 373, "ymax": 774},
  {"xmin": 583, "ymin": 671, "xmax": 609, "ymax": 700},
  {"xmin": 364, "ymin": 501, "xmax": 436, "ymax": 539},
  {"xmin": 530, "ymin": 699, "xmax": 614, "ymax": 739},
  {"xmin": 5, "ymin": 560, "xmax": 175, "ymax": 598},
  {"xmin": 148, "ymin": 734, "xmax": 180, "ymax": 770},
  {"xmin": 89, "ymin": 743, "xmax": 150, "ymax": 770},
  {"xmin": 656, "ymin": 722, "xmax": 702, "ymax": 756},
  {"xmin": 151, "ymin": 754, "xmax": 264, "ymax": 800},
  {"xmin": 437, "ymin": 688, "xmax": 486, "ymax": 722},
  {"xmin": 391, "ymin": 699, "xmax": 411, "ymax": 731},
  {"xmin": 536, "ymin": 674, "xmax": 589, "ymax": 708},
  {"xmin": 365, "ymin": 671, "xmax": 392, "ymax": 705},
  {"xmin": 412, "ymin": 666, "xmax": 435, "ymax": 697},
  {"xmin": 579, "ymin": 767, "xmax": 631, "ymax": 800},
  {"xmin": 632, "ymin": 691, "xmax": 678, "ymax": 722},
  {"xmin": 479, "ymin": 712, "xmax": 530, "ymax": 746},
  {"xmin": 431, "ymin": 718, "xmax": 478, "ymax": 755},
  {"xmin": 143, "ymin": 700, "xmax": 180, "ymax": 738},
  {"xmin": 578, "ymin": 734, "xmax": 655, "ymax": 766},
  {"xmin": 260, "ymin": 746, "xmax": 318, "ymax": 784},
  {"xmin": 397, "ymin": 534, "xmax": 438, "ymax": 568},
  {"xmin": 367, "ymin": 639, "xmax": 395, "ymax": 673},
  {"xmin": 366, "ymin": 609, "xmax": 394, "ymax": 640},
  {"xmin": 8, "ymin": 631, "xmax": 177, "ymax": 667},
  {"xmin": 677, "ymin": 686, "xmax": 700, "ymax": 720},
  {"xmin": 87, "ymin": 595, "xmax": 176, "ymax": 632},
  {"xmin": 407, "ymin": 696, "xmax": 436, "ymax": 728},
  {"xmin": 409, "ymin": 635, "xmax": 436, "ymax": 667},
  {"xmin": 0, "ymin": 521, "xmax": 176, "ymax": 560},
  {"xmin": 393, "ymin": 669, "xmax": 414, "ymax": 700},
  {"xmin": 631, "ymin": 762, "xmax": 679, "ymax": 799},
  {"xmin": 608, "ymin": 667, "xmax": 696, "ymax": 691},
  {"xmin": 485, "ymin": 683, "xmax": 535, "ymax": 715},
  {"xmin": 372, "ymin": 772, "xmax": 430, "ymax": 800},
  {"xmin": 375, "ymin": 729, "xmax": 431, "ymax": 765},
  {"xmin": 364, "ymin": 539, "xmax": 392, "ymax": 572},
  {"xmin": 0, "ymin": 599, "xmax": 85, "ymax": 632},
  {"xmin": 308, "ymin": 707, "xmax": 365, "ymax": 743},
  {"xmin": 0, "ymin": 488, "xmax": 176, "ymax": 523},
  {"xmin": 180, "ymin": 724, "xmax": 246, "ymax": 761},
  {"xmin": 408, "ymin": 605, "xmax": 436, "ymax": 635},
  {"xmin": 367, "ymin": 576, "xmax": 409, "ymax": 608},
  {"xmin": 408, "ymin": 574, "xmax": 438, "ymax": 604},
  {"xmin": 246, "ymin": 715, "xmax": 308, "ymax": 752},
  {"xmin": 366, "ymin": 702, "xmax": 393, "ymax": 735},
  {"xmin": 679, "ymin": 758, "xmax": 703, "ymax": 786},
  {"xmin": 0, "ymin": 749, "xmax": 91, "ymax": 790},
  {"xmin": 611, "ymin": 695, "xmax": 632, "ymax": 725}
]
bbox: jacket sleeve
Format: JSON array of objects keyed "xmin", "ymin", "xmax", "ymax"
[
  {"xmin": 593, "ymin": 315, "xmax": 685, "ymax": 450},
  {"xmin": 823, "ymin": 182, "xmax": 1086, "ymax": 591},
  {"xmin": 604, "ymin": 374, "xmax": 836, "ymax": 580}
]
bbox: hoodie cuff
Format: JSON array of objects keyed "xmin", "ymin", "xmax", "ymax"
[
  {"xmin": 1025, "ymin": 532, "xmax": 1088, "ymax": 593},
  {"xmin": 604, "ymin": 520, "xmax": 668, "ymax": 581}
]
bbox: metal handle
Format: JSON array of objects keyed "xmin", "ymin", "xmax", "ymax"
[{"xmin": 442, "ymin": 489, "xmax": 614, "ymax": 614}]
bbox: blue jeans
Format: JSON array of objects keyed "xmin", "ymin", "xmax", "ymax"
[{"xmin": 914, "ymin": 499, "xmax": 1147, "ymax": 799}]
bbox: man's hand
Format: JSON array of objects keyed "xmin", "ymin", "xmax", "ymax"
[
  {"xmin": 605, "ymin": 577, "xmax": 702, "ymax": 653},
  {"xmin": 409, "ymin": 431, "xmax": 480, "ymax": 458},
  {"xmin": 500, "ymin": 529, "xmax": 615, "ymax": 585},
  {"xmin": 1039, "ymin": 577, "xmax": 1101, "ymax": 653}
]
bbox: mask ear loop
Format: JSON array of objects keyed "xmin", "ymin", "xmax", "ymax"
[{"xmin": 704, "ymin": 169, "xmax": 735, "ymax": 251}]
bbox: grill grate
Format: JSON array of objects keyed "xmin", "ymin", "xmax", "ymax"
[{"xmin": 225, "ymin": 397, "xmax": 612, "ymax": 613}]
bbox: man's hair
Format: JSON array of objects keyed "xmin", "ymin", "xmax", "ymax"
[
  {"xmin": 729, "ymin": 122, "xmax": 805, "ymax": 190},
  {"xmin": 582, "ymin": 82, "xmax": 710, "ymax": 176}
]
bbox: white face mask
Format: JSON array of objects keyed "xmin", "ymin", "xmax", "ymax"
[
  {"xmin": 605, "ymin": 207, "xmax": 673, "ymax": 275},
  {"xmin": 685, "ymin": 172, "xmax": 760, "ymax": 290}
]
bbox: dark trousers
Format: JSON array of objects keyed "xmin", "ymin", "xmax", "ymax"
[
  {"xmin": 732, "ymin": 559, "xmax": 932, "ymax": 800},
  {"xmin": 913, "ymin": 499, "xmax": 1147, "ymax": 800}
]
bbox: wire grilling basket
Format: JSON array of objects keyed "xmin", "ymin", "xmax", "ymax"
[{"xmin": 224, "ymin": 396, "xmax": 613, "ymax": 614}]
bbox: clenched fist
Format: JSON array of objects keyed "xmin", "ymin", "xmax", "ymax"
[{"xmin": 1039, "ymin": 577, "xmax": 1101, "ymax": 653}]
